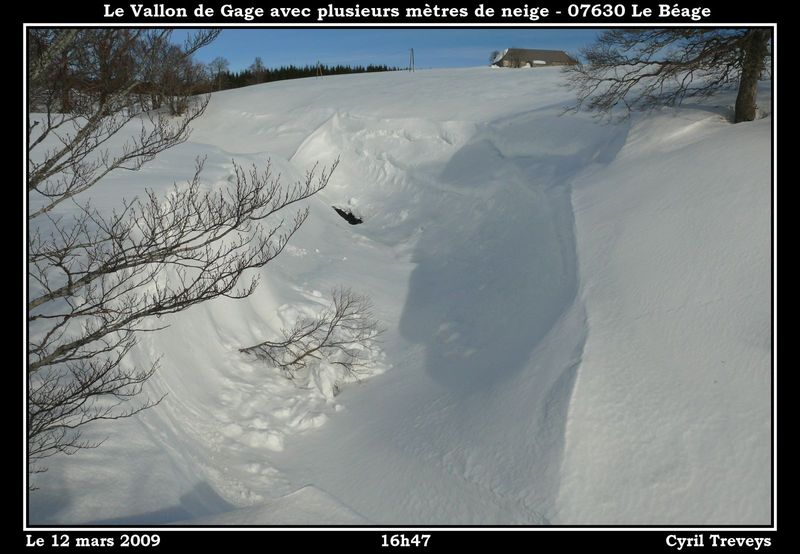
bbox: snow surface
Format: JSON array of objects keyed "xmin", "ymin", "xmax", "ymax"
[
  {"xmin": 177, "ymin": 486, "xmax": 368, "ymax": 525},
  {"xmin": 28, "ymin": 67, "xmax": 772, "ymax": 525}
]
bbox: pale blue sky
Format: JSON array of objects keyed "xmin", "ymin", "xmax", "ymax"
[{"xmin": 187, "ymin": 29, "xmax": 599, "ymax": 70}]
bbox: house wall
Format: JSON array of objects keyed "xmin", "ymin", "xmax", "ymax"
[
  {"xmin": 502, "ymin": 58, "xmax": 554, "ymax": 68},
  {"xmin": 498, "ymin": 58, "xmax": 574, "ymax": 68}
]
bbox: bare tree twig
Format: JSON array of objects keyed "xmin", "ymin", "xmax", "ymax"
[{"xmin": 240, "ymin": 288, "xmax": 383, "ymax": 381}]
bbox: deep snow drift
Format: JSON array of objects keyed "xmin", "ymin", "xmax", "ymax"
[{"xmin": 28, "ymin": 67, "xmax": 772, "ymax": 525}]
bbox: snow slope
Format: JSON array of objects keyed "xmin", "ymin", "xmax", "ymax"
[{"xmin": 28, "ymin": 68, "xmax": 772, "ymax": 525}]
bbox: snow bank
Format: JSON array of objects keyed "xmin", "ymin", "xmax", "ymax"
[
  {"xmin": 556, "ymin": 107, "xmax": 772, "ymax": 524},
  {"xmin": 29, "ymin": 68, "xmax": 771, "ymax": 525}
]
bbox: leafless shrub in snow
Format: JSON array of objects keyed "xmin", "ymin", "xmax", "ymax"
[{"xmin": 240, "ymin": 288, "xmax": 384, "ymax": 380}]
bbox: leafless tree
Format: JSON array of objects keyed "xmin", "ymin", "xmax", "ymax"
[
  {"xmin": 209, "ymin": 56, "xmax": 230, "ymax": 91},
  {"xmin": 159, "ymin": 46, "xmax": 211, "ymax": 115},
  {"xmin": 28, "ymin": 29, "xmax": 219, "ymax": 220},
  {"xmin": 240, "ymin": 288, "xmax": 383, "ymax": 379},
  {"xmin": 140, "ymin": 37, "xmax": 213, "ymax": 114},
  {"xmin": 27, "ymin": 28, "xmax": 337, "ymax": 477},
  {"xmin": 565, "ymin": 29, "xmax": 772, "ymax": 123},
  {"xmin": 248, "ymin": 56, "xmax": 268, "ymax": 85}
]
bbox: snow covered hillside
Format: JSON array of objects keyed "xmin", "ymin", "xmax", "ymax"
[{"xmin": 28, "ymin": 67, "xmax": 772, "ymax": 525}]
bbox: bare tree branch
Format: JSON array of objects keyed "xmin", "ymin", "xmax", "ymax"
[
  {"xmin": 28, "ymin": 155, "xmax": 337, "ymax": 470},
  {"xmin": 240, "ymin": 288, "xmax": 383, "ymax": 380},
  {"xmin": 564, "ymin": 28, "xmax": 771, "ymax": 123},
  {"xmin": 28, "ymin": 29, "xmax": 219, "ymax": 215},
  {"xmin": 27, "ymin": 28, "xmax": 334, "ymax": 479}
]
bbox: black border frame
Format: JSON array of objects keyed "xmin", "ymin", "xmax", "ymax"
[{"xmin": 22, "ymin": 3, "xmax": 779, "ymax": 549}]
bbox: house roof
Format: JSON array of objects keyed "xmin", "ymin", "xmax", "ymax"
[{"xmin": 497, "ymin": 48, "xmax": 577, "ymax": 64}]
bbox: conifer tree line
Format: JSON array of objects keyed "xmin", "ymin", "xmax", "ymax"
[
  {"xmin": 215, "ymin": 59, "xmax": 401, "ymax": 91},
  {"xmin": 27, "ymin": 29, "xmax": 401, "ymax": 117}
]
